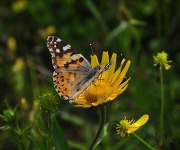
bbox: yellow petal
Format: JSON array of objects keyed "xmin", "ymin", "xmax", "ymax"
[
  {"xmin": 132, "ymin": 115, "xmax": 149, "ymax": 127},
  {"xmin": 91, "ymin": 55, "xmax": 99, "ymax": 67},
  {"xmin": 113, "ymin": 84, "xmax": 129, "ymax": 99},
  {"xmin": 107, "ymin": 93, "xmax": 118, "ymax": 101},
  {"xmin": 111, "ymin": 60, "xmax": 131, "ymax": 87},
  {"xmin": 106, "ymin": 53, "xmax": 117, "ymax": 82},
  {"xmin": 115, "ymin": 78, "xmax": 130, "ymax": 92},
  {"xmin": 164, "ymin": 63, "xmax": 171, "ymax": 70},
  {"xmin": 108, "ymin": 59, "xmax": 126, "ymax": 85},
  {"xmin": 127, "ymin": 115, "xmax": 149, "ymax": 134},
  {"xmin": 101, "ymin": 51, "xmax": 109, "ymax": 79},
  {"xmin": 101, "ymin": 51, "xmax": 109, "ymax": 66}
]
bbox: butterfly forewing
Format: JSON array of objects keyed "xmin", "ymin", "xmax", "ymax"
[{"xmin": 47, "ymin": 36, "xmax": 91, "ymax": 71}]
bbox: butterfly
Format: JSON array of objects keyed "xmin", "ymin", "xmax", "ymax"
[{"xmin": 47, "ymin": 36, "xmax": 113, "ymax": 102}]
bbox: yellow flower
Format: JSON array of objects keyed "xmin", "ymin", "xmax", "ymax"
[
  {"xmin": 7, "ymin": 37, "xmax": 17, "ymax": 53},
  {"xmin": 116, "ymin": 115, "xmax": 149, "ymax": 137},
  {"xmin": 153, "ymin": 51, "xmax": 172, "ymax": 70},
  {"xmin": 38, "ymin": 26, "xmax": 56, "ymax": 38},
  {"xmin": 12, "ymin": 0, "xmax": 28, "ymax": 13},
  {"xmin": 29, "ymin": 101, "xmax": 39, "ymax": 123},
  {"xmin": 32, "ymin": 101, "xmax": 39, "ymax": 112},
  {"xmin": 73, "ymin": 51, "xmax": 131, "ymax": 108},
  {"xmin": 12, "ymin": 58, "xmax": 25, "ymax": 73},
  {"xmin": 21, "ymin": 97, "xmax": 28, "ymax": 110}
]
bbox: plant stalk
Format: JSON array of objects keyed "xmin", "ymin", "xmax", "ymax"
[
  {"xmin": 48, "ymin": 111, "xmax": 52, "ymax": 150},
  {"xmin": 133, "ymin": 133, "xmax": 157, "ymax": 150},
  {"xmin": 160, "ymin": 65, "xmax": 164, "ymax": 144},
  {"xmin": 89, "ymin": 105, "xmax": 106, "ymax": 150}
]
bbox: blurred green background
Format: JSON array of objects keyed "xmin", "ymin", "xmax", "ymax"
[{"xmin": 0, "ymin": 0, "xmax": 179, "ymax": 150}]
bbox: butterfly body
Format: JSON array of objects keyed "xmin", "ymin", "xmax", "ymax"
[{"xmin": 47, "ymin": 36, "xmax": 112, "ymax": 101}]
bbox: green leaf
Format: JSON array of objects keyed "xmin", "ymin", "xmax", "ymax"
[
  {"xmin": 28, "ymin": 135, "xmax": 43, "ymax": 150},
  {"xmin": 52, "ymin": 118, "xmax": 70, "ymax": 150},
  {"xmin": 68, "ymin": 140, "xmax": 87, "ymax": 150},
  {"xmin": 105, "ymin": 21, "xmax": 128, "ymax": 46},
  {"xmin": 22, "ymin": 125, "xmax": 32, "ymax": 135},
  {"xmin": 0, "ymin": 125, "xmax": 10, "ymax": 130}
]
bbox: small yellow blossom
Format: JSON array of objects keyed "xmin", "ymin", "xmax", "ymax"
[
  {"xmin": 46, "ymin": 26, "xmax": 56, "ymax": 35},
  {"xmin": 32, "ymin": 101, "xmax": 39, "ymax": 112},
  {"xmin": 21, "ymin": 97, "xmax": 28, "ymax": 110},
  {"xmin": 7, "ymin": 37, "xmax": 17, "ymax": 53},
  {"xmin": 116, "ymin": 115, "xmax": 149, "ymax": 137},
  {"xmin": 12, "ymin": 0, "xmax": 28, "ymax": 13},
  {"xmin": 38, "ymin": 26, "xmax": 56, "ymax": 38},
  {"xmin": 12, "ymin": 58, "xmax": 25, "ymax": 73},
  {"xmin": 73, "ymin": 51, "xmax": 131, "ymax": 108},
  {"xmin": 153, "ymin": 51, "xmax": 172, "ymax": 70},
  {"xmin": 29, "ymin": 101, "xmax": 39, "ymax": 123}
]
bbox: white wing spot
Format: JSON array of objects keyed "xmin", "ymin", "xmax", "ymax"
[
  {"xmin": 71, "ymin": 54, "xmax": 81, "ymax": 60},
  {"xmin": 56, "ymin": 49, "xmax": 60, "ymax": 53},
  {"xmin": 51, "ymin": 53, "xmax": 55, "ymax": 57},
  {"xmin": 53, "ymin": 71, "xmax": 57, "ymax": 76},
  {"xmin": 49, "ymin": 48, "xmax": 53, "ymax": 52},
  {"xmin": 56, "ymin": 38, "xmax": 61, "ymax": 42},
  {"xmin": 63, "ymin": 45, "xmax": 71, "ymax": 51}
]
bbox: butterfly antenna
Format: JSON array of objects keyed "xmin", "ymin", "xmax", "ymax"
[{"xmin": 90, "ymin": 44, "xmax": 95, "ymax": 56}]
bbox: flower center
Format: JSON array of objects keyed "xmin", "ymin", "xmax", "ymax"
[
  {"xmin": 120, "ymin": 119, "xmax": 131, "ymax": 130},
  {"xmin": 84, "ymin": 81, "xmax": 113, "ymax": 104}
]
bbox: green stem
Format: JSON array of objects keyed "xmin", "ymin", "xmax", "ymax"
[
  {"xmin": 132, "ymin": 133, "xmax": 157, "ymax": 150},
  {"xmin": 47, "ymin": 111, "xmax": 52, "ymax": 150},
  {"xmin": 160, "ymin": 65, "xmax": 164, "ymax": 144},
  {"xmin": 89, "ymin": 105, "xmax": 106, "ymax": 150}
]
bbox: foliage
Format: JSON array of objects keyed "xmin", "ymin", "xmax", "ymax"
[{"xmin": 0, "ymin": 0, "xmax": 179, "ymax": 150}]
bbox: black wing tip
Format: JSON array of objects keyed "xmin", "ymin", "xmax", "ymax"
[
  {"xmin": 47, "ymin": 36, "xmax": 55, "ymax": 41},
  {"xmin": 47, "ymin": 36, "xmax": 60, "ymax": 48},
  {"xmin": 47, "ymin": 36, "xmax": 61, "ymax": 42}
]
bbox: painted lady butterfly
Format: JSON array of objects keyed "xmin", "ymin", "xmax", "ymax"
[{"xmin": 47, "ymin": 36, "xmax": 113, "ymax": 102}]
